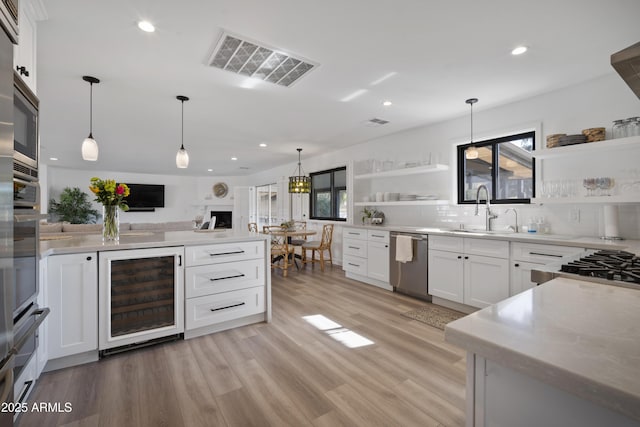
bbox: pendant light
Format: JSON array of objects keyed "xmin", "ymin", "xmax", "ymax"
[
  {"xmin": 81, "ymin": 76, "xmax": 100, "ymax": 161},
  {"xmin": 465, "ymin": 98, "xmax": 479, "ymax": 160},
  {"xmin": 176, "ymin": 95, "xmax": 189, "ymax": 168},
  {"xmin": 288, "ymin": 148, "xmax": 311, "ymax": 193}
]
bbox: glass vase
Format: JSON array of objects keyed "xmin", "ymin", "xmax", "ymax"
[{"xmin": 103, "ymin": 205, "xmax": 120, "ymax": 241}]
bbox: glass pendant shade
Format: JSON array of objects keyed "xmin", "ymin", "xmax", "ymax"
[
  {"xmin": 176, "ymin": 146, "xmax": 189, "ymax": 168},
  {"xmin": 176, "ymin": 95, "xmax": 189, "ymax": 169},
  {"xmin": 81, "ymin": 76, "xmax": 100, "ymax": 161},
  {"xmin": 82, "ymin": 135, "xmax": 99, "ymax": 161},
  {"xmin": 288, "ymin": 148, "xmax": 310, "ymax": 193}
]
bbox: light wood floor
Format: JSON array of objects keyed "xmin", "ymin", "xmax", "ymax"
[{"xmin": 18, "ymin": 265, "xmax": 466, "ymax": 427}]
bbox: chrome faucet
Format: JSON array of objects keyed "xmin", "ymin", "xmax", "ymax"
[
  {"xmin": 475, "ymin": 184, "xmax": 498, "ymax": 231},
  {"xmin": 505, "ymin": 208, "xmax": 519, "ymax": 233}
]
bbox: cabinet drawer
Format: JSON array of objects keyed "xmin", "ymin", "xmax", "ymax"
[
  {"xmin": 343, "ymin": 254, "xmax": 368, "ymax": 275},
  {"xmin": 367, "ymin": 229, "xmax": 390, "ymax": 243},
  {"xmin": 343, "ymin": 228, "xmax": 367, "ymax": 241},
  {"xmin": 186, "ymin": 240, "xmax": 265, "ymax": 266},
  {"xmin": 185, "ymin": 286, "xmax": 265, "ymax": 330},
  {"xmin": 463, "ymin": 238, "xmax": 509, "ymax": 258},
  {"xmin": 185, "ymin": 259, "xmax": 265, "ymax": 299},
  {"xmin": 343, "ymin": 238, "xmax": 368, "ymax": 257},
  {"xmin": 510, "ymin": 242, "xmax": 583, "ymax": 264},
  {"xmin": 429, "ymin": 235, "xmax": 464, "ymax": 252}
]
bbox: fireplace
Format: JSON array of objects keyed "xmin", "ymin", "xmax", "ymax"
[{"xmin": 210, "ymin": 211, "xmax": 232, "ymax": 229}]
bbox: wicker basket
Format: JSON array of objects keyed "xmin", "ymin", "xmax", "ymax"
[
  {"xmin": 581, "ymin": 127, "xmax": 605, "ymax": 142},
  {"xmin": 546, "ymin": 133, "xmax": 566, "ymax": 148}
]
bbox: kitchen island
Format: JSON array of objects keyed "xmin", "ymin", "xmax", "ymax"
[
  {"xmin": 40, "ymin": 229, "xmax": 271, "ymax": 371},
  {"xmin": 445, "ymin": 277, "xmax": 640, "ymax": 427}
]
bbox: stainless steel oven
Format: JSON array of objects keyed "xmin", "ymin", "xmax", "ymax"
[
  {"xmin": 13, "ymin": 74, "xmax": 38, "ymax": 173},
  {"xmin": 12, "ymin": 176, "xmax": 41, "ymax": 318}
]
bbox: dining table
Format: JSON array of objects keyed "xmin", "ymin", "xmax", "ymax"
[{"xmin": 263, "ymin": 228, "xmax": 317, "ymax": 273}]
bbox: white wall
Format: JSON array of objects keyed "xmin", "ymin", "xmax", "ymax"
[
  {"xmin": 44, "ymin": 167, "xmax": 250, "ymax": 225},
  {"xmin": 44, "ymin": 72, "xmax": 640, "ymax": 240},
  {"xmin": 246, "ymin": 72, "xmax": 640, "ymax": 239}
]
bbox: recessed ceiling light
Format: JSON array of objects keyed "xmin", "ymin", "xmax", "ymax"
[
  {"xmin": 49, "ymin": 157, "xmax": 58, "ymax": 161},
  {"xmin": 511, "ymin": 46, "xmax": 528, "ymax": 56},
  {"xmin": 207, "ymin": 168, "xmax": 213, "ymax": 172},
  {"xmin": 137, "ymin": 20, "xmax": 155, "ymax": 33},
  {"xmin": 259, "ymin": 143, "xmax": 267, "ymax": 147},
  {"xmin": 231, "ymin": 157, "xmax": 238, "ymax": 161},
  {"xmin": 382, "ymin": 100, "xmax": 392, "ymax": 106}
]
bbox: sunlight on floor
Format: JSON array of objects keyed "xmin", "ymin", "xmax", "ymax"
[{"xmin": 303, "ymin": 314, "xmax": 374, "ymax": 348}]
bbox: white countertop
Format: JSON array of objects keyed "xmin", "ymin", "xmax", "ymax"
[
  {"xmin": 445, "ymin": 277, "xmax": 640, "ymax": 422},
  {"xmin": 346, "ymin": 224, "xmax": 640, "ymax": 252},
  {"xmin": 40, "ymin": 230, "xmax": 269, "ymax": 257}
]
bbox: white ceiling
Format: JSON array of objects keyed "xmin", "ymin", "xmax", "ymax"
[{"xmin": 37, "ymin": 0, "xmax": 640, "ymax": 176}]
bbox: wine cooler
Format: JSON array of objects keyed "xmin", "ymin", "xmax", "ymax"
[{"xmin": 99, "ymin": 247, "xmax": 184, "ymax": 356}]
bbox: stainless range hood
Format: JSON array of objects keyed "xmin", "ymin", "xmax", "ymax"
[{"xmin": 611, "ymin": 41, "xmax": 640, "ymax": 99}]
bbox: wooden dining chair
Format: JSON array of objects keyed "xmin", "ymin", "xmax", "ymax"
[
  {"xmin": 302, "ymin": 224, "xmax": 334, "ymax": 271},
  {"xmin": 289, "ymin": 221, "xmax": 307, "ymax": 256},
  {"xmin": 264, "ymin": 225, "xmax": 295, "ymax": 277},
  {"xmin": 248, "ymin": 222, "xmax": 258, "ymax": 232}
]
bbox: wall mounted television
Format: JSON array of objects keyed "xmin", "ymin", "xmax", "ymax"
[{"xmin": 126, "ymin": 184, "xmax": 165, "ymax": 211}]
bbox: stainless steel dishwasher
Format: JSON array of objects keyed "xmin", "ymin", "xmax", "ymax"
[{"xmin": 390, "ymin": 232, "xmax": 430, "ymax": 301}]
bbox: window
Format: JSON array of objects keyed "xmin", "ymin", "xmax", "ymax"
[
  {"xmin": 310, "ymin": 167, "xmax": 347, "ymax": 221},
  {"xmin": 458, "ymin": 131, "xmax": 535, "ymax": 204}
]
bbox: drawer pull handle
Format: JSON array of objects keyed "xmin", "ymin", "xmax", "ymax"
[
  {"xmin": 528, "ymin": 252, "xmax": 563, "ymax": 258},
  {"xmin": 348, "ymin": 262, "xmax": 360, "ymax": 267},
  {"xmin": 348, "ymin": 246, "xmax": 360, "ymax": 250},
  {"xmin": 348, "ymin": 232, "xmax": 360, "ymax": 235},
  {"xmin": 210, "ymin": 302, "xmax": 245, "ymax": 312},
  {"xmin": 208, "ymin": 250, "xmax": 245, "ymax": 256},
  {"xmin": 371, "ymin": 234, "xmax": 384, "ymax": 238},
  {"xmin": 210, "ymin": 273, "xmax": 245, "ymax": 282}
]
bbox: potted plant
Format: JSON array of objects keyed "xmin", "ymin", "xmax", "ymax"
[
  {"xmin": 49, "ymin": 187, "xmax": 100, "ymax": 224},
  {"xmin": 361, "ymin": 207, "xmax": 378, "ymax": 225}
]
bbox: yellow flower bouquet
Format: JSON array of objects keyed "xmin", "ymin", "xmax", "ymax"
[{"xmin": 89, "ymin": 177, "xmax": 130, "ymax": 241}]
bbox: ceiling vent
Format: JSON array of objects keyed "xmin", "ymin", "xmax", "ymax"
[
  {"xmin": 366, "ymin": 118, "xmax": 390, "ymax": 127},
  {"xmin": 208, "ymin": 32, "xmax": 317, "ymax": 87}
]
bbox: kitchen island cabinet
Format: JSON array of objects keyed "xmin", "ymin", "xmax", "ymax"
[
  {"xmin": 40, "ymin": 230, "xmax": 270, "ymax": 371},
  {"xmin": 45, "ymin": 252, "xmax": 98, "ymax": 370},
  {"xmin": 445, "ymin": 277, "xmax": 640, "ymax": 427}
]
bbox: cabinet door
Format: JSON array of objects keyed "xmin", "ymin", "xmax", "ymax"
[
  {"xmin": 47, "ymin": 253, "xmax": 98, "ymax": 359},
  {"xmin": 428, "ymin": 250, "xmax": 464, "ymax": 303},
  {"xmin": 510, "ymin": 261, "xmax": 542, "ymax": 296},
  {"xmin": 13, "ymin": 0, "xmax": 37, "ymax": 93},
  {"xmin": 464, "ymin": 255, "xmax": 509, "ymax": 308},
  {"xmin": 367, "ymin": 240, "xmax": 389, "ymax": 283}
]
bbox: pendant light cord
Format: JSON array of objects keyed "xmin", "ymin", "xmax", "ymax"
[
  {"xmin": 89, "ymin": 82, "xmax": 93, "ymax": 137},
  {"xmin": 470, "ymin": 102, "xmax": 473, "ymax": 144},
  {"xmin": 181, "ymin": 99, "xmax": 185, "ymax": 150}
]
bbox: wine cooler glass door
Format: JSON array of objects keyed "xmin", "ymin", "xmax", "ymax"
[{"xmin": 99, "ymin": 246, "xmax": 184, "ymax": 353}]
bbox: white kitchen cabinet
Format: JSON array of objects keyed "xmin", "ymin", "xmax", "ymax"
[
  {"xmin": 429, "ymin": 236, "xmax": 509, "ymax": 308},
  {"xmin": 342, "ymin": 227, "xmax": 391, "ymax": 290},
  {"xmin": 510, "ymin": 242, "xmax": 583, "ymax": 295},
  {"xmin": 428, "ymin": 249, "xmax": 464, "ymax": 303},
  {"xmin": 464, "ymin": 255, "xmax": 510, "ymax": 308},
  {"xmin": 367, "ymin": 241, "xmax": 389, "ymax": 282},
  {"xmin": 46, "ymin": 252, "xmax": 98, "ymax": 360},
  {"xmin": 184, "ymin": 240, "xmax": 269, "ymax": 339},
  {"xmin": 13, "ymin": 0, "xmax": 41, "ymax": 93}
]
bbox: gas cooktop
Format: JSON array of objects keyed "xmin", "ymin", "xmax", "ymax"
[
  {"xmin": 531, "ymin": 249, "xmax": 640, "ymax": 289},
  {"xmin": 560, "ymin": 250, "xmax": 640, "ymax": 284}
]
